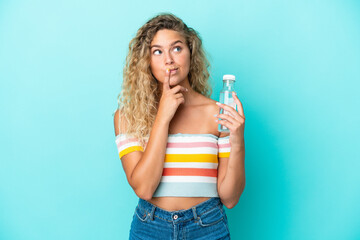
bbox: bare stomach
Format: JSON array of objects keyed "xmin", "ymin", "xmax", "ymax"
[{"xmin": 148, "ymin": 197, "xmax": 211, "ymax": 211}]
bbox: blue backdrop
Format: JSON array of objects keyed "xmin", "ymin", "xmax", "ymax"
[{"xmin": 1, "ymin": 0, "xmax": 359, "ymax": 239}]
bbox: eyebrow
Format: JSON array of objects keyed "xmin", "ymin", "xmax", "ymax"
[{"xmin": 150, "ymin": 40, "xmax": 183, "ymax": 49}]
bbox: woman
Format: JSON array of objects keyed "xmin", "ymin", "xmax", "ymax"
[{"xmin": 113, "ymin": 13, "xmax": 246, "ymax": 239}]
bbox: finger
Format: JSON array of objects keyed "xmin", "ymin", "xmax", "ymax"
[
  {"xmin": 216, "ymin": 110, "xmax": 243, "ymax": 122},
  {"xmin": 163, "ymin": 69, "xmax": 171, "ymax": 91},
  {"xmin": 216, "ymin": 102, "xmax": 239, "ymax": 119},
  {"xmin": 177, "ymin": 97, "xmax": 185, "ymax": 105},
  {"xmin": 174, "ymin": 93, "xmax": 184, "ymax": 99},
  {"xmin": 216, "ymin": 119, "xmax": 233, "ymax": 131},
  {"xmin": 232, "ymin": 92, "xmax": 245, "ymax": 117},
  {"xmin": 171, "ymin": 85, "xmax": 188, "ymax": 94},
  {"xmin": 215, "ymin": 113, "xmax": 237, "ymax": 124},
  {"xmin": 217, "ymin": 114, "xmax": 245, "ymax": 128}
]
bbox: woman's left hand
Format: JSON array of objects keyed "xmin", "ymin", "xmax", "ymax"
[{"xmin": 215, "ymin": 92, "xmax": 245, "ymax": 147}]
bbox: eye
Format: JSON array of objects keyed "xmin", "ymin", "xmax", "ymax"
[
  {"xmin": 173, "ymin": 46, "xmax": 182, "ymax": 52},
  {"xmin": 153, "ymin": 49, "xmax": 162, "ymax": 55}
]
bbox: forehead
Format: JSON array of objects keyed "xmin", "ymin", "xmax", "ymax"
[{"xmin": 151, "ymin": 29, "xmax": 186, "ymax": 45}]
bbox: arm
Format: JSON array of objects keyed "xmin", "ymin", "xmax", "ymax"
[
  {"xmin": 215, "ymin": 92, "xmax": 246, "ymax": 208},
  {"xmin": 114, "ymin": 110, "xmax": 169, "ymax": 200},
  {"xmin": 217, "ymin": 134, "xmax": 245, "ymax": 209},
  {"xmin": 114, "ymin": 69, "xmax": 187, "ymax": 200}
]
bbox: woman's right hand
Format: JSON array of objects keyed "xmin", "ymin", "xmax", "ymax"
[{"xmin": 157, "ymin": 68, "xmax": 188, "ymax": 124}]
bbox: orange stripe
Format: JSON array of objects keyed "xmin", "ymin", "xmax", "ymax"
[
  {"xmin": 162, "ymin": 168, "xmax": 218, "ymax": 177},
  {"xmin": 119, "ymin": 146, "xmax": 143, "ymax": 158},
  {"xmin": 165, "ymin": 154, "xmax": 218, "ymax": 163},
  {"xmin": 218, "ymin": 152, "xmax": 230, "ymax": 158}
]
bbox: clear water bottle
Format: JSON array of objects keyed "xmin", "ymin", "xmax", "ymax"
[{"xmin": 218, "ymin": 74, "xmax": 237, "ymax": 132}]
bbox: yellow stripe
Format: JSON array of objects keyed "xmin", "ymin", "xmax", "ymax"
[
  {"xmin": 218, "ymin": 152, "xmax": 230, "ymax": 158},
  {"xmin": 165, "ymin": 154, "xmax": 218, "ymax": 163},
  {"xmin": 119, "ymin": 146, "xmax": 144, "ymax": 158}
]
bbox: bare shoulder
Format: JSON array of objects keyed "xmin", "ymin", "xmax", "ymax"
[
  {"xmin": 193, "ymin": 94, "xmax": 217, "ymax": 113},
  {"xmin": 195, "ymin": 95, "xmax": 226, "ymax": 137},
  {"xmin": 201, "ymin": 97, "xmax": 218, "ymax": 115},
  {"xmin": 113, "ymin": 108, "xmax": 128, "ymax": 136},
  {"xmin": 199, "ymin": 95, "xmax": 230, "ymax": 138}
]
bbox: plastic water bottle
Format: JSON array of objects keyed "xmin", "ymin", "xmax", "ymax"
[{"xmin": 218, "ymin": 74, "xmax": 237, "ymax": 132}]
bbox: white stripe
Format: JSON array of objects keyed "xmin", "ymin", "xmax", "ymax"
[
  {"xmin": 115, "ymin": 134, "xmax": 149, "ymax": 142},
  {"xmin": 168, "ymin": 136, "xmax": 217, "ymax": 143},
  {"xmin": 219, "ymin": 147, "xmax": 230, "ymax": 153},
  {"xmin": 115, "ymin": 138, "xmax": 141, "ymax": 145},
  {"xmin": 160, "ymin": 176, "xmax": 217, "ymax": 183},
  {"xmin": 218, "ymin": 139, "xmax": 230, "ymax": 144},
  {"xmin": 164, "ymin": 162, "xmax": 218, "ymax": 169},
  {"xmin": 166, "ymin": 147, "xmax": 217, "ymax": 155},
  {"xmin": 115, "ymin": 134, "xmax": 136, "ymax": 142},
  {"xmin": 118, "ymin": 142, "xmax": 142, "ymax": 152}
]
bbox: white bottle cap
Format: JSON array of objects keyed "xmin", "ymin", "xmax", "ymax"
[{"xmin": 223, "ymin": 74, "xmax": 235, "ymax": 81}]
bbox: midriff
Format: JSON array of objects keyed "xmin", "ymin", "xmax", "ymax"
[{"xmin": 148, "ymin": 197, "xmax": 211, "ymax": 211}]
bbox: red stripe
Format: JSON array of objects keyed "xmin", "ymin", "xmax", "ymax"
[
  {"xmin": 218, "ymin": 143, "xmax": 231, "ymax": 148},
  {"xmin": 162, "ymin": 168, "xmax": 218, "ymax": 177},
  {"xmin": 117, "ymin": 138, "xmax": 139, "ymax": 147},
  {"xmin": 117, "ymin": 138, "xmax": 148, "ymax": 148}
]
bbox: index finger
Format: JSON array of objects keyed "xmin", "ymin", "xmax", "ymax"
[{"xmin": 163, "ymin": 68, "xmax": 171, "ymax": 91}]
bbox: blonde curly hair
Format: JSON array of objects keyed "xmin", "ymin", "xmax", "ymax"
[{"xmin": 116, "ymin": 13, "xmax": 212, "ymax": 147}]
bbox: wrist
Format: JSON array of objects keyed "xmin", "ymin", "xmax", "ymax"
[
  {"xmin": 230, "ymin": 141, "xmax": 245, "ymax": 150},
  {"xmin": 154, "ymin": 115, "xmax": 170, "ymax": 127}
]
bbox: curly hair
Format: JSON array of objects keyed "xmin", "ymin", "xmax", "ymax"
[{"xmin": 116, "ymin": 13, "xmax": 212, "ymax": 147}]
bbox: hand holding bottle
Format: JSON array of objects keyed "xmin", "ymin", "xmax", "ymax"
[{"xmin": 215, "ymin": 92, "xmax": 245, "ymax": 147}]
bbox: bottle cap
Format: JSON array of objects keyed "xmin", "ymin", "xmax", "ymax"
[{"xmin": 223, "ymin": 74, "xmax": 235, "ymax": 81}]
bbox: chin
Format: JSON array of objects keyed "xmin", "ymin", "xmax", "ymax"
[{"xmin": 171, "ymin": 76, "xmax": 187, "ymax": 85}]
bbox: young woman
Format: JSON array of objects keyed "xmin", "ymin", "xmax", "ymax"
[{"xmin": 113, "ymin": 13, "xmax": 246, "ymax": 239}]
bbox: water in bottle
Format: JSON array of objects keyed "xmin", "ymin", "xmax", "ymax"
[{"xmin": 218, "ymin": 74, "xmax": 237, "ymax": 132}]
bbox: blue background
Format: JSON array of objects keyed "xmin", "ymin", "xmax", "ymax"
[{"xmin": 1, "ymin": 0, "xmax": 359, "ymax": 239}]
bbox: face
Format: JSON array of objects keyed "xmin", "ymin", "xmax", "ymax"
[{"xmin": 150, "ymin": 29, "xmax": 191, "ymax": 87}]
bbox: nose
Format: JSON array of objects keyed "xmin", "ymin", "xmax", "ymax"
[{"xmin": 164, "ymin": 51, "xmax": 174, "ymax": 65}]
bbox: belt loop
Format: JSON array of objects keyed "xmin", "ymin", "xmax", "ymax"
[
  {"xmin": 149, "ymin": 205, "xmax": 156, "ymax": 221},
  {"xmin": 192, "ymin": 207, "xmax": 198, "ymax": 220}
]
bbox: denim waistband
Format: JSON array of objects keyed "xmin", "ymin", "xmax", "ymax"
[{"xmin": 136, "ymin": 197, "xmax": 223, "ymax": 223}]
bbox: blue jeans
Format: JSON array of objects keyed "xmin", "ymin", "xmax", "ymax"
[{"xmin": 129, "ymin": 197, "xmax": 231, "ymax": 240}]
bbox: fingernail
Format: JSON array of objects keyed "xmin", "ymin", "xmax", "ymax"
[
  {"xmin": 186, "ymin": 88, "xmax": 189, "ymax": 92},
  {"xmin": 232, "ymin": 91, "xmax": 237, "ymax": 95},
  {"xmin": 215, "ymin": 119, "xmax": 218, "ymax": 122},
  {"xmin": 213, "ymin": 114, "xmax": 217, "ymax": 117},
  {"xmin": 216, "ymin": 102, "xmax": 221, "ymax": 105}
]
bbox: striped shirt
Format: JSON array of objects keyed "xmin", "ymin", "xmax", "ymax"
[{"xmin": 115, "ymin": 133, "xmax": 231, "ymax": 197}]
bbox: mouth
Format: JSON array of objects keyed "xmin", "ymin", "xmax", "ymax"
[{"xmin": 169, "ymin": 68, "xmax": 178, "ymax": 74}]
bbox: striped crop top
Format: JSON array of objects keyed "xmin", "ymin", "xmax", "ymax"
[{"xmin": 115, "ymin": 133, "xmax": 231, "ymax": 197}]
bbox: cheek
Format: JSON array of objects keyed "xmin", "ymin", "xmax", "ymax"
[
  {"xmin": 182, "ymin": 53, "xmax": 191, "ymax": 72},
  {"xmin": 150, "ymin": 59, "xmax": 162, "ymax": 80}
]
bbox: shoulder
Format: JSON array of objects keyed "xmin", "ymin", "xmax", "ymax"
[
  {"xmin": 193, "ymin": 95, "xmax": 217, "ymax": 118},
  {"xmin": 196, "ymin": 95, "xmax": 229, "ymax": 138},
  {"xmin": 195, "ymin": 93, "xmax": 217, "ymax": 109},
  {"xmin": 113, "ymin": 108, "xmax": 128, "ymax": 136},
  {"xmin": 113, "ymin": 109, "xmax": 121, "ymax": 136}
]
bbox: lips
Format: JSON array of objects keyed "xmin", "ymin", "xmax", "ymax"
[
  {"xmin": 166, "ymin": 67, "xmax": 178, "ymax": 71},
  {"xmin": 170, "ymin": 68, "xmax": 178, "ymax": 73}
]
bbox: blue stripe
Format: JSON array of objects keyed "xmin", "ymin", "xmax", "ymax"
[
  {"xmin": 168, "ymin": 133, "xmax": 219, "ymax": 139},
  {"xmin": 116, "ymin": 133, "xmax": 219, "ymax": 139},
  {"xmin": 153, "ymin": 182, "xmax": 219, "ymax": 197},
  {"xmin": 219, "ymin": 136, "xmax": 230, "ymax": 140}
]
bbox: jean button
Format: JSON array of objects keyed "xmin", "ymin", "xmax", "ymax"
[{"xmin": 173, "ymin": 215, "xmax": 178, "ymax": 220}]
